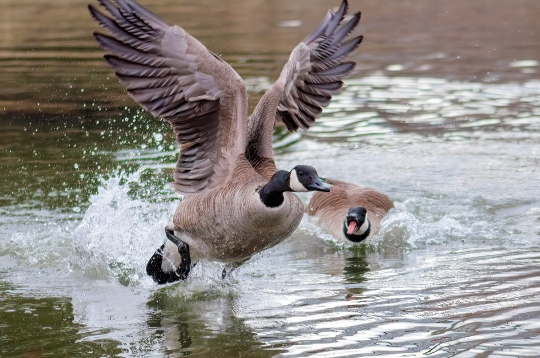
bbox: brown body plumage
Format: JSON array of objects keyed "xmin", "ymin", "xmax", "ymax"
[
  {"xmin": 88, "ymin": 0, "xmax": 362, "ymax": 279},
  {"xmin": 306, "ymin": 178, "xmax": 394, "ymax": 243},
  {"xmin": 173, "ymin": 155, "xmax": 303, "ymax": 263}
]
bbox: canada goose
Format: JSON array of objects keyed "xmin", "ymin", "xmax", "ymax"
[
  {"xmin": 88, "ymin": 0, "xmax": 361, "ymax": 283},
  {"xmin": 306, "ymin": 178, "xmax": 394, "ymax": 243},
  {"xmin": 146, "ymin": 164, "xmax": 329, "ymax": 284}
]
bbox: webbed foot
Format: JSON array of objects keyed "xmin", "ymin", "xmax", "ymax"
[{"xmin": 146, "ymin": 228, "xmax": 191, "ymax": 284}]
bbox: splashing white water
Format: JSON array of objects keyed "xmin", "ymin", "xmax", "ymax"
[
  {"xmin": 69, "ymin": 170, "xmax": 239, "ymax": 292},
  {"xmin": 71, "ymin": 170, "xmax": 177, "ymax": 286},
  {"xmin": 6, "ymin": 219, "xmax": 75, "ymax": 267}
]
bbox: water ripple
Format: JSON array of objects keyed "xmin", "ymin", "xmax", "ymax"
[
  {"xmin": 249, "ymin": 246, "xmax": 540, "ymax": 357},
  {"xmin": 284, "ymin": 75, "xmax": 540, "ymax": 144}
]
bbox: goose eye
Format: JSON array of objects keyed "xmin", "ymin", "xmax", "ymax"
[{"xmin": 298, "ymin": 171, "xmax": 304, "ymax": 176}]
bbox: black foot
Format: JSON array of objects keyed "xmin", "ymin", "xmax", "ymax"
[
  {"xmin": 146, "ymin": 228, "xmax": 191, "ymax": 284},
  {"xmin": 165, "ymin": 229, "xmax": 191, "ymax": 280},
  {"xmin": 221, "ymin": 259, "xmax": 248, "ymax": 280}
]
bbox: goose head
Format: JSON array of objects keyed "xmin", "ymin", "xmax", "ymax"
[
  {"xmin": 259, "ymin": 165, "xmax": 329, "ymax": 208},
  {"xmin": 288, "ymin": 165, "xmax": 330, "ymax": 193},
  {"xmin": 344, "ymin": 206, "xmax": 370, "ymax": 237}
]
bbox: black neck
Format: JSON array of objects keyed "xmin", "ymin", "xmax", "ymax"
[
  {"xmin": 259, "ymin": 170, "xmax": 291, "ymax": 208},
  {"xmin": 343, "ymin": 220, "xmax": 371, "ymax": 243}
]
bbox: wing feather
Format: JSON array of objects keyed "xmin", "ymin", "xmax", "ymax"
[
  {"xmin": 246, "ymin": 0, "xmax": 361, "ymax": 170},
  {"xmin": 276, "ymin": 0, "xmax": 362, "ymax": 131},
  {"xmin": 89, "ymin": 0, "xmax": 247, "ymax": 195}
]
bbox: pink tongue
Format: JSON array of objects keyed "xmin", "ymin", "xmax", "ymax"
[{"xmin": 347, "ymin": 221, "xmax": 357, "ymax": 235}]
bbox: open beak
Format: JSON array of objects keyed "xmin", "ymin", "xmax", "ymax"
[
  {"xmin": 346, "ymin": 214, "xmax": 360, "ymax": 235},
  {"xmin": 347, "ymin": 220, "xmax": 358, "ymax": 235},
  {"xmin": 306, "ymin": 177, "xmax": 330, "ymax": 192}
]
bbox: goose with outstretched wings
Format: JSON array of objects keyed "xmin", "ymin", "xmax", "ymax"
[{"xmin": 88, "ymin": 0, "xmax": 361, "ymax": 283}]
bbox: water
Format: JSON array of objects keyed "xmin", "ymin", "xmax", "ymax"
[{"xmin": 1, "ymin": 0, "xmax": 540, "ymax": 356}]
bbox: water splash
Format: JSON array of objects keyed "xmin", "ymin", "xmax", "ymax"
[
  {"xmin": 5, "ymin": 218, "xmax": 75, "ymax": 267},
  {"xmin": 71, "ymin": 169, "xmax": 176, "ymax": 286},
  {"xmin": 69, "ymin": 169, "xmax": 246, "ymax": 292}
]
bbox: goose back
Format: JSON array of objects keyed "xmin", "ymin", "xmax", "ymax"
[{"xmin": 306, "ymin": 178, "xmax": 393, "ymax": 242}]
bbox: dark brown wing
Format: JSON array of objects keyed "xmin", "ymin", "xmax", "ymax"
[
  {"xmin": 276, "ymin": 0, "xmax": 362, "ymax": 131},
  {"xmin": 89, "ymin": 0, "xmax": 247, "ymax": 195},
  {"xmin": 246, "ymin": 0, "xmax": 361, "ymax": 174}
]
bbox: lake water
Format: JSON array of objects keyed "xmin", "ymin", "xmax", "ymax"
[{"xmin": 1, "ymin": 0, "xmax": 540, "ymax": 356}]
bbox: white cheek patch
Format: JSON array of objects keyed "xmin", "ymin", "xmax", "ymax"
[{"xmin": 289, "ymin": 169, "xmax": 309, "ymax": 192}]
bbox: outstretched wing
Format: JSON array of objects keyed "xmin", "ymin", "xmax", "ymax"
[
  {"xmin": 246, "ymin": 0, "xmax": 361, "ymax": 177},
  {"xmin": 277, "ymin": 0, "xmax": 362, "ymax": 131},
  {"xmin": 89, "ymin": 0, "xmax": 248, "ymax": 195}
]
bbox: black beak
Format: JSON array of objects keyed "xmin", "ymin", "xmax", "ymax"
[{"xmin": 306, "ymin": 177, "xmax": 330, "ymax": 192}]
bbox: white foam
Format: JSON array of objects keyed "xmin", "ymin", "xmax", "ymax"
[{"xmin": 71, "ymin": 169, "xmax": 176, "ymax": 287}]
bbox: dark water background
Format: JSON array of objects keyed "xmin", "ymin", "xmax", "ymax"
[{"xmin": 1, "ymin": 0, "xmax": 540, "ymax": 356}]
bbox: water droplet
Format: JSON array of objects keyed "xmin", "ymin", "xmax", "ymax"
[
  {"xmin": 153, "ymin": 133, "xmax": 163, "ymax": 142},
  {"xmin": 386, "ymin": 64, "xmax": 404, "ymax": 71},
  {"xmin": 510, "ymin": 60, "xmax": 538, "ymax": 68},
  {"xmin": 279, "ymin": 20, "xmax": 302, "ymax": 28}
]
